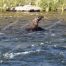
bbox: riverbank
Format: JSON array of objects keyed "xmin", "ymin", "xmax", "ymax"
[{"xmin": 0, "ymin": 11, "xmax": 66, "ymax": 21}]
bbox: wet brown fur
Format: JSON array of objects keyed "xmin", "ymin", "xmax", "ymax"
[{"xmin": 25, "ymin": 16, "xmax": 44, "ymax": 31}]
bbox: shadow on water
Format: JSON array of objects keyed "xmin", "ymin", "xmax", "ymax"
[{"xmin": 0, "ymin": 12, "xmax": 66, "ymax": 66}]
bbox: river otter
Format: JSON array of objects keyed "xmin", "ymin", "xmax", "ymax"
[{"xmin": 25, "ymin": 16, "xmax": 44, "ymax": 31}]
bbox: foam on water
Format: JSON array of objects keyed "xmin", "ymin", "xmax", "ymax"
[
  {"xmin": 0, "ymin": 43, "xmax": 66, "ymax": 66},
  {"xmin": 51, "ymin": 33, "xmax": 56, "ymax": 36},
  {"xmin": 0, "ymin": 33, "xmax": 4, "ymax": 35}
]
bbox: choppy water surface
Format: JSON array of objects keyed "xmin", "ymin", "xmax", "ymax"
[{"xmin": 0, "ymin": 14, "xmax": 66, "ymax": 66}]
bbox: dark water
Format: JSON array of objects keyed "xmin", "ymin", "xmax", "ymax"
[{"xmin": 0, "ymin": 15, "xmax": 66, "ymax": 66}]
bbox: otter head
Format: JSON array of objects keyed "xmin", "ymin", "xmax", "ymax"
[
  {"xmin": 31, "ymin": 16, "xmax": 44, "ymax": 28},
  {"xmin": 33, "ymin": 16, "xmax": 43, "ymax": 22},
  {"xmin": 36, "ymin": 16, "xmax": 44, "ymax": 23}
]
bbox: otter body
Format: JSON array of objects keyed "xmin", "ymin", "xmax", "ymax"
[{"xmin": 25, "ymin": 16, "xmax": 44, "ymax": 31}]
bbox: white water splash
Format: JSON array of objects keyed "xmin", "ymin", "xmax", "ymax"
[
  {"xmin": 40, "ymin": 42, "xmax": 44, "ymax": 45},
  {"xmin": 0, "ymin": 60, "xmax": 3, "ymax": 63},
  {"xmin": 3, "ymin": 51, "xmax": 35, "ymax": 59},
  {"xmin": 0, "ymin": 32, "xmax": 4, "ymax": 35},
  {"xmin": 51, "ymin": 33, "xmax": 56, "ymax": 36}
]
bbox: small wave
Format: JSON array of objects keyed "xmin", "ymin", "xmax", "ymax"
[
  {"xmin": 51, "ymin": 33, "xmax": 56, "ymax": 36},
  {"xmin": 45, "ymin": 20, "xmax": 61, "ymax": 29},
  {"xmin": 0, "ymin": 33, "xmax": 4, "ymax": 35},
  {"xmin": 3, "ymin": 50, "xmax": 39, "ymax": 59}
]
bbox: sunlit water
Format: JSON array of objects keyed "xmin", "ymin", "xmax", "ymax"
[{"xmin": 0, "ymin": 17, "xmax": 66, "ymax": 66}]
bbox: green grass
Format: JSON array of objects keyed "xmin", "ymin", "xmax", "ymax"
[
  {"xmin": 35, "ymin": 0, "xmax": 66, "ymax": 12},
  {"xmin": 0, "ymin": 0, "xmax": 66, "ymax": 12}
]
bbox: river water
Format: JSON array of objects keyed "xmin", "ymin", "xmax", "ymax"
[{"xmin": 0, "ymin": 12, "xmax": 66, "ymax": 66}]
